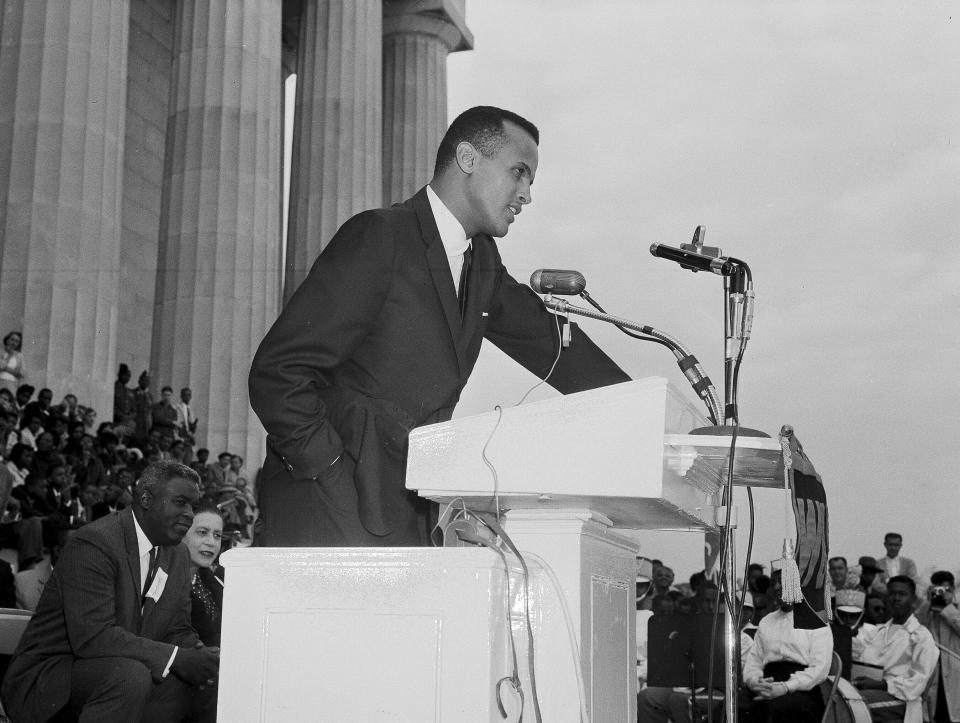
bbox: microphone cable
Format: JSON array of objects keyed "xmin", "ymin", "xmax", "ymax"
[{"xmin": 578, "ymin": 290, "xmax": 672, "ymax": 350}]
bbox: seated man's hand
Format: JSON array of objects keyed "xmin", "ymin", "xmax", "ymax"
[
  {"xmin": 752, "ymin": 679, "xmax": 789, "ymax": 700},
  {"xmin": 170, "ymin": 644, "xmax": 220, "ymax": 687},
  {"xmin": 853, "ymin": 676, "xmax": 886, "ymax": 691}
]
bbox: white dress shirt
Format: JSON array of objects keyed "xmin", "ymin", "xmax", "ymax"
[
  {"xmin": 132, "ymin": 514, "xmax": 178, "ymax": 675},
  {"xmin": 853, "ymin": 614, "xmax": 939, "ymax": 723},
  {"xmin": 742, "ymin": 607, "xmax": 833, "ymax": 692},
  {"xmin": 426, "ymin": 184, "xmax": 470, "ymax": 294}
]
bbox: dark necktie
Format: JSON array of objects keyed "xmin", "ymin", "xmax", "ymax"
[
  {"xmin": 458, "ymin": 245, "xmax": 472, "ymax": 318},
  {"xmin": 142, "ymin": 547, "xmax": 158, "ymax": 605}
]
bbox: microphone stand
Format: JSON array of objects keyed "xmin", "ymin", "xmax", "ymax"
[{"xmin": 540, "ymin": 296, "xmax": 723, "ymax": 425}]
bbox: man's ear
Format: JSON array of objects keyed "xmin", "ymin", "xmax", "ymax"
[
  {"xmin": 455, "ymin": 141, "xmax": 477, "ymax": 174},
  {"xmin": 140, "ymin": 491, "xmax": 153, "ymax": 510}
]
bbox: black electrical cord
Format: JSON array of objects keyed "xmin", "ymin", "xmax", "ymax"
[{"xmin": 579, "ymin": 291, "xmax": 673, "ymax": 350}]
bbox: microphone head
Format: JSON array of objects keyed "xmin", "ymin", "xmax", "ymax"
[{"xmin": 530, "ymin": 269, "xmax": 586, "ymax": 295}]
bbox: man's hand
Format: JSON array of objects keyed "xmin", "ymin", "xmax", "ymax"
[
  {"xmin": 170, "ymin": 644, "xmax": 220, "ymax": 687},
  {"xmin": 854, "ymin": 676, "xmax": 887, "ymax": 691},
  {"xmin": 752, "ymin": 678, "xmax": 789, "ymax": 700}
]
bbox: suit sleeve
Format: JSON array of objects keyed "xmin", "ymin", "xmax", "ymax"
[
  {"xmin": 483, "ymin": 268, "xmax": 630, "ymax": 393},
  {"xmin": 249, "ymin": 211, "xmax": 395, "ymax": 478},
  {"xmin": 57, "ymin": 536, "xmax": 176, "ymax": 678}
]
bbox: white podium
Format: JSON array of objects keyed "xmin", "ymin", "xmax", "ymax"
[{"xmin": 218, "ymin": 378, "xmax": 782, "ymax": 721}]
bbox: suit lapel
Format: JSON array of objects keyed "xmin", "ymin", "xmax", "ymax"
[
  {"xmin": 121, "ymin": 511, "xmax": 142, "ymax": 605},
  {"xmin": 411, "ymin": 188, "xmax": 469, "ymax": 372}
]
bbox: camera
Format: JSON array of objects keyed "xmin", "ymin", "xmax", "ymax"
[{"xmin": 931, "ymin": 586, "xmax": 950, "ymax": 606}]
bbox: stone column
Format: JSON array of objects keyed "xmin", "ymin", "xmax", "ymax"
[
  {"xmin": 381, "ymin": 0, "xmax": 472, "ymax": 205},
  {"xmin": 0, "ymin": 0, "xmax": 130, "ymax": 412},
  {"xmin": 284, "ymin": 0, "xmax": 383, "ymax": 304},
  {"xmin": 152, "ymin": 0, "xmax": 282, "ymax": 470}
]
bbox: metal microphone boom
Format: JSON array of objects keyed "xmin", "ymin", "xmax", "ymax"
[{"xmin": 541, "ymin": 296, "xmax": 723, "ymax": 425}]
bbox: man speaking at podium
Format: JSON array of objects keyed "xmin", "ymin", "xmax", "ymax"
[{"xmin": 250, "ymin": 106, "xmax": 629, "ymax": 548}]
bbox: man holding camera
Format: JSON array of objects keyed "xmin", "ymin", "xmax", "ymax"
[{"xmin": 917, "ymin": 571, "xmax": 960, "ymax": 722}]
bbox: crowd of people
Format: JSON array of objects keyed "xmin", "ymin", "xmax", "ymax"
[
  {"xmin": 0, "ymin": 358, "xmax": 256, "ymax": 609},
  {"xmin": 637, "ymin": 534, "xmax": 959, "ymax": 723}
]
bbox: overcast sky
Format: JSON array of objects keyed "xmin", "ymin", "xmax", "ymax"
[{"xmin": 447, "ymin": 1, "xmax": 960, "ymax": 583}]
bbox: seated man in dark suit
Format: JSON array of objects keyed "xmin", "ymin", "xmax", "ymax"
[{"xmin": 1, "ymin": 461, "xmax": 219, "ymax": 722}]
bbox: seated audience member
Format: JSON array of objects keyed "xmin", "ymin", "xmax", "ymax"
[
  {"xmin": 857, "ymin": 556, "xmax": 886, "ymax": 594},
  {"xmin": 0, "ymin": 463, "xmax": 44, "ymax": 571},
  {"xmin": 684, "ymin": 570, "xmax": 706, "ymax": 600},
  {"xmin": 21, "ymin": 387, "xmax": 54, "ymax": 431},
  {"xmin": 741, "ymin": 591, "xmax": 758, "ymax": 638},
  {"xmin": 829, "ymin": 556, "xmax": 858, "ymax": 599},
  {"xmin": 30, "ymin": 431, "xmax": 64, "ymax": 479},
  {"xmin": 185, "ymin": 503, "xmax": 226, "ymax": 648},
  {"xmin": 742, "ymin": 568, "xmax": 833, "ymax": 723},
  {"xmin": 0, "ymin": 408, "xmax": 19, "ymax": 458},
  {"xmin": 6, "ymin": 442, "xmax": 33, "ymax": 487},
  {"xmin": 638, "ymin": 593, "xmax": 755, "ymax": 723},
  {"xmin": 207, "ymin": 452, "xmax": 232, "ymax": 490},
  {"xmin": 651, "ymin": 564, "xmax": 677, "ymax": 599},
  {"xmin": 748, "ymin": 573, "xmax": 772, "ymax": 624},
  {"xmin": 747, "ymin": 563, "xmax": 765, "ymax": 593},
  {"xmin": 226, "ymin": 454, "xmax": 245, "ymax": 486},
  {"xmin": 0, "ymin": 388, "xmax": 17, "ymax": 416},
  {"xmin": 72, "ymin": 434, "xmax": 108, "ymax": 488},
  {"xmin": 636, "ymin": 557, "xmax": 654, "ymax": 611},
  {"xmin": 864, "ymin": 591, "xmax": 890, "ymax": 625},
  {"xmin": 853, "ymin": 575, "xmax": 938, "ymax": 723},
  {"xmin": 915, "ymin": 571, "xmax": 960, "ymax": 723},
  {"xmin": 695, "ymin": 580, "xmax": 720, "ymax": 614},
  {"xmin": 0, "ymin": 461, "xmax": 219, "ymax": 722},
  {"xmin": 834, "ymin": 589, "xmax": 867, "ymax": 631},
  {"xmin": 19, "ymin": 413, "xmax": 44, "ymax": 450}
]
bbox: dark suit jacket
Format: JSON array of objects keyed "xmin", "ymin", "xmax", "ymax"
[
  {"xmin": 1, "ymin": 509, "xmax": 198, "ymax": 722},
  {"xmin": 249, "ymin": 187, "xmax": 630, "ymax": 536}
]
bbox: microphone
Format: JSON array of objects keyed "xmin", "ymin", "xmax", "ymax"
[
  {"xmin": 530, "ymin": 269, "xmax": 586, "ymax": 295},
  {"xmin": 649, "ymin": 243, "xmax": 739, "ymax": 276}
]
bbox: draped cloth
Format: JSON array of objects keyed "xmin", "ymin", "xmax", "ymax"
[{"xmin": 779, "ymin": 425, "xmax": 829, "ymax": 629}]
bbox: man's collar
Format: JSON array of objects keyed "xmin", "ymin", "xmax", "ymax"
[
  {"xmin": 881, "ymin": 614, "xmax": 918, "ymax": 631},
  {"xmin": 131, "ymin": 512, "xmax": 154, "ymax": 557},
  {"xmin": 426, "ymin": 184, "xmax": 469, "ymax": 256}
]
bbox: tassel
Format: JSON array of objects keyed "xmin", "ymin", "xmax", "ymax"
[{"xmin": 779, "ymin": 539, "xmax": 803, "ymax": 604}]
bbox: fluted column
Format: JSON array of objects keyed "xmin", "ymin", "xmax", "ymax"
[
  {"xmin": 152, "ymin": 0, "xmax": 282, "ymax": 471},
  {"xmin": 284, "ymin": 0, "xmax": 383, "ymax": 303},
  {"xmin": 0, "ymin": 0, "xmax": 130, "ymax": 413},
  {"xmin": 382, "ymin": 0, "xmax": 472, "ymax": 205}
]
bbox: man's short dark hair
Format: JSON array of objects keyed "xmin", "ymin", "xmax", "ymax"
[
  {"xmin": 748, "ymin": 563, "xmax": 764, "ymax": 573},
  {"xmin": 135, "ymin": 461, "xmax": 200, "ymax": 503},
  {"xmin": 16, "ymin": 384, "xmax": 34, "ymax": 397},
  {"xmin": 161, "ymin": 386, "xmax": 173, "ymax": 394},
  {"xmin": 434, "ymin": 106, "xmax": 539, "ymax": 176},
  {"xmin": 931, "ymin": 570, "xmax": 955, "ymax": 587},
  {"xmin": 884, "ymin": 532, "xmax": 902, "ymax": 543},
  {"xmin": 217, "ymin": 451, "xmax": 232, "ymax": 460},
  {"xmin": 181, "ymin": 387, "xmax": 191, "ymax": 394},
  {"xmin": 887, "ymin": 575, "xmax": 916, "ymax": 596},
  {"xmin": 829, "ymin": 556, "xmax": 847, "ymax": 566}
]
